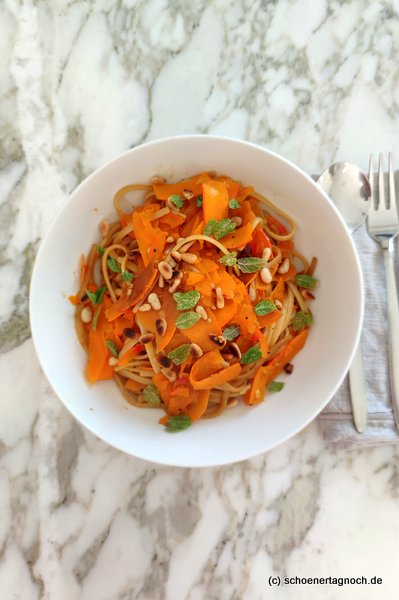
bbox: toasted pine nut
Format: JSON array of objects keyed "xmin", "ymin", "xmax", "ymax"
[
  {"xmin": 158, "ymin": 274, "xmax": 165, "ymax": 288},
  {"xmin": 138, "ymin": 303, "xmax": 152, "ymax": 312},
  {"xmin": 260, "ymin": 267, "xmax": 272, "ymax": 284},
  {"xmin": 182, "ymin": 189, "xmax": 194, "ymax": 199},
  {"xmin": 168, "ymin": 276, "xmax": 182, "ymax": 293},
  {"xmin": 229, "ymin": 342, "xmax": 242, "ymax": 360},
  {"xmin": 139, "ymin": 333, "xmax": 155, "ymax": 344},
  {"xmin": 167, "ymin": 197, "xmax": 180, "ymax": 210},
  {"xmin": 108, "ymin": 357, "xmax": 118, "ymax": 366},
  {"xmin": 231, "ymin": 216, "xmax": 242, "ymax": 226},
  {"xmin": 215, "ymin": 287, "xmax": 225, "ymax": 309},
  {"xmin": 195, "ymin": 305, "xmax": 208, "ymax": 320},
  {"xmin": 148, "ymin": 292, "xmax": 161, "ymax": 310},
  {"xmin": 157, "ymin": 355, "xmax": 172, "ymax": 368},
  {"xmin": 262, "ymin": 247, "xmax": 272, "ymax": 261},
  {"xmin": 99, "ymin": 219, "xmax": 110, "ymax": 237},
  {"xmin": 190, "ymin": 343, "xmax": 203, "ymax": 358},
  {"xmin": 80, "ymin": 307, "xmax": 92, "ymax": 323},
  {"xmin": 161, "ymin": 368, "xmax": 177, "ymax": 382},
  {"xmin": 180, "ymin": 252, "xmax": 197, "ymax": 264},
  {"xmin": 275, "ymin": 299, "xmax": 283, "ymax": 310},
  {"xmin": 171, "ymin": 250, "xmax": 182, "ymax": 262},
  {"xmin": 158, "ymin": 261, "xmax": 173, "ymax": 280},
  {"xmin": 249, "ymin": 281, "xmax": 257, "ymax": 302},
  {"xmin": 155, "ymin": 318, "xmax": 167, "ymax": 337},
  {"xmin": 278, "ymin": 258, "xmax": 290, "ymax": 274},
  {"xmin": 127, "ymin": 288, "xmax": 133, "ymax": 296},
  {"xmin": 166, "ymin": 236, "xmax": 175, "ymax": 243}
]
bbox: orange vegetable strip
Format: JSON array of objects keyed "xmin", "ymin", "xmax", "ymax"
[
  {"xmin": 221, "ymin": 222, "xmax": 255, "ymax": 249},
  {"xmin": 185, "ymin": 390, "xmax": 210, "ymax": 420},
  {"xmin": 202, "ymin": 180, "xmax": 229, "ymax": 222},
  {"xmin": 132, "ymin": 210, "xmax": 167, "ymax": 267},
  {"xmin": 125, "ymin": 379, "xmax": 145, "ymax": 392},
  {"xmin": 260, "ymin": 328, "xmax": 309, "ymax": 387},
  {"xmin": 244, "ymin": 365, "xmax": 268, "ymax": 405},
  {"xmin": 257, "ymin": 310, "xmax": 282, "ymax": 328},
  {"xmin": 105, "ymin": 259, "xmax": 158, "ymax": 321},
  {"xmin": 117, "ymin": 343, "xmax": 144, "ymax": 368},
  {"xmin": 153, "ymin": 173, "xmax": 208, "ymax": 199},
  {"xmin": 190, "ymin": 351, "xmax": 242, "ymax": 390},
  {"xmin": 86, "ymin": 328, "xmax": 108, "ymax": 384}
]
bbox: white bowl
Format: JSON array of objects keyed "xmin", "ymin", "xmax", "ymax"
[{"xmin": 30, "ymin": 136, "xmax": 363, "ymax": 467}]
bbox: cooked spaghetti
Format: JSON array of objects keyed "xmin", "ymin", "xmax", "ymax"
[{"xmin": 70, "ymin": 172, "xmax": 318, "ymax": 432}]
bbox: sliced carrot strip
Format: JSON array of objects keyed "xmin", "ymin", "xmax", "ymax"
[
  {"xmin": 202, "ymin": 180, "xmax": 229, "ymax": 223},
  {"xmin": 221, "ymin": 222, "xmax": 254, "ymax": 249},
  {"xmin": 186, "ymin": 389, "xmax": 210, "ymax": 420},
  {"xmin": 190, "ymin": 350, "xmax": 242, "ymax": 390}
]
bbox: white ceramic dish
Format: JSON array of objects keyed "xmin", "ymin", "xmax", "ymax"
[{"xmin": 30, "ymin": 135, "xmax": 363, "ymax": 467}]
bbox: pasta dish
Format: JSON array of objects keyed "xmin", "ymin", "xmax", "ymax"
[{"xmin": 70, "ymin": 172, "xmax": 318, "ymax": 432}]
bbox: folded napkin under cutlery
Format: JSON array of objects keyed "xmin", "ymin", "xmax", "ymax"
[{"xmin": 318, "ymin": 225, "xmax": 399, "ymax": 448}]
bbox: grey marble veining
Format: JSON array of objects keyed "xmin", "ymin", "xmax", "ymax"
[{"xmin": 1, "ymin": 1, "xmax": 399, "ymax": 598}]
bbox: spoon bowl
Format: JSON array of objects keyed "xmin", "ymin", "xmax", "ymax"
[{"xmin": 317, "ymin": 162, "xmax": 371, "ymax": 233}]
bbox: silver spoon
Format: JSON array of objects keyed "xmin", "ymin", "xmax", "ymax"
[{"xmin": 317, "ymin": 163, "xmax": 371, "ymax": 433}]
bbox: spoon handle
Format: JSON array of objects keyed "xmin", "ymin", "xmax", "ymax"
[{"xmin": 348, "ymin": 341, "xmax": 368, "ymax": 432}]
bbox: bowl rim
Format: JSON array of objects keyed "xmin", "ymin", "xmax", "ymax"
[{"xmin": 29, "ymin": 134, "xmax": 364, "ymax": 466}]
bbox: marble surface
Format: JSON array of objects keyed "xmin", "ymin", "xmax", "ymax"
[{"xmin": 1, "ymin": 0, "xmax": 399, "ymax": 598}]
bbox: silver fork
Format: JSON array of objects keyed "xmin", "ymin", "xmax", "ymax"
[{"xmin": 367, "ymin": 153, "xmax": 399, "ymax": 430}]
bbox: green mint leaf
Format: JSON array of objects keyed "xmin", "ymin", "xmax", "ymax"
[
  {"xmin": 105, "ymin": 340, "xmax": 119, "ymax": 357},
  {"xmin": 222, "ymin": 324, "xmax": 241, "ymax": 341},
  {"xmin": 143, "ymin": 383, "xmax": 161, "ymax": 406},
  {"xmin": 98, "ymin": 245, "xmax": 105, "ymax": 255},
  {"xmin": 295, "ymin": 274, "xmax": 319, "ymax": 289},
  {"xmin": 254, "ymin": 299, "xmax": 277, "ymax": 316},
  {"xmin": 196, "ymin": 195, "xmax": 203, "ymax": 208},
  {"xmin": 175, "ymin": 311, "xmax": 201, "ymax": 330},
  {"xmin": 219, "ymin": 252, "xmax": 237, "ymax": 267},
  {"xmin": 229, "ymin": 198, "xmax": 240, "ymax": 209},
  {"xmin": 173, "ymin": 290, "xmax": 200, "ymax": 311},
  {"xmin": 167, "ymin": 343, "xmax": 191, "ymax": 365},
  {"xmin": 165, "ymin": 415, "xmax": 192, "ymax": 433},
  {"xmin": 122, "ymin": 270, "xmax": 134, "ymax": 282},
  {"xmin": 204, "ymin": 218, "xmax": 236, "ymax": 240},
  {"xmin": 169, "ymin": 194, "xmax": 184, "ymax": 208},
  {"xmin": 92, "ymin": 306, "xmax": 101, "ymax": 331},
  {"xmin": 241, "ymin": 344, "xmax": 262, "ymax": 365},
  {"xmin": 86, "ymin": 290, "xmax": 97, "ymax": 304},
  {"xmin": 107, "ymin": 257, "xmax": 121, "ymax": 273},
  {"xmin": 86, "ymin": 285, "xmax": 106, "ymax": 305},
  {"xmin": 204, "ymin": 219, "xmax": 218, "ymax": 236},
  {"xmin": 96, "ymin": 286, "xmax": 107, "ymax": 304},
  {"xmin": 237, "ymin": 257, "xmax": 266, "ymax": 273},
  {"xmin": 214, "ymin": 218, "xmax": 236, "ymax": 240},
  {"xmin": 291, "ymin": 311, "xmax": 313, "ymax": 331},
  {"xmin": 267, "ymin": 381, "xmax": 285, "ymax": 393}
]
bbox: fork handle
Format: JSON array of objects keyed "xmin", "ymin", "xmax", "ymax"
[
  {"xmin": 383, "ymin": 249, "xmax": 399, "ymax": 429},
  {"xmin": 348, "ymin": 342, "xmax": 368, "ymax": 432}
]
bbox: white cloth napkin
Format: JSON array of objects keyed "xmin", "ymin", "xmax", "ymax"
[{"xmin": 317, "ymin": 226, "xmax": 399, "ymax": 448}]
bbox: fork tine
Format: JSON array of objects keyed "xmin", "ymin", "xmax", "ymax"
[
  {"xmin": 378, "ymin": 153, "xmax": 386, "ymax": 208},
  {"xmin": 388, "ymin": 153, "xmax": 396, "ymax": 213},
  {"xmin": 369, "ymin": 154, "xmax": 375, "ymax": 208}
]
